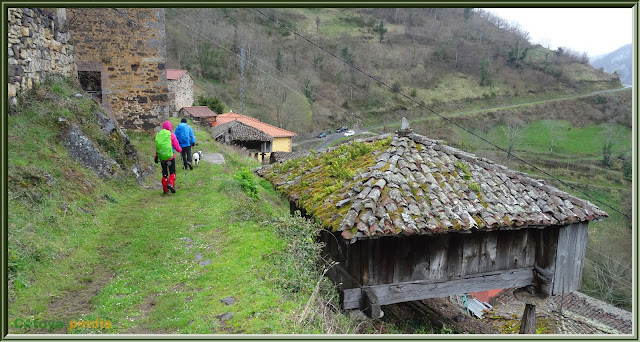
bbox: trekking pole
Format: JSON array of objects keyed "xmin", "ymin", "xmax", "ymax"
[{"xmin": 182, "ymin": 154, "xmax": 190, "ymax": 189}]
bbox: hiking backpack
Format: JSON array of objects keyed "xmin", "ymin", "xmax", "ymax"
[{"xmin": 155, "ymin": 129, "xmax": 173, "ymax": 161}]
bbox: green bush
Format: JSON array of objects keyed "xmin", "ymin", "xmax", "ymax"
[
  {"xmin": 265, "ymin": 211, "xmax": 324, "ymax": 294},
  {"xmin": 392, "ymin": 81, "xmax": 401, "ymax": 92},
  {"xmin": 195, "ymin": 95, "xmax": 225, "ymax": 114},
  {"xmin": 233, "ymin": 167, "xmax": 259, "ymax": 199}
]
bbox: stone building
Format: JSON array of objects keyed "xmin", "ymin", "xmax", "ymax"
[
  {"xmin": 167, "ymin": 69, "xmax": 194, "ymax": 115},
  {"xmin": 7, "ymin": 8, "xmax": 76, "ymax": 107},
  {"xmin": 67, "ymin": 8, "xmax": 169, "ymax": 130}
]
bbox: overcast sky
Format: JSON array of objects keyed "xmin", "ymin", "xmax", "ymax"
[{"xmin": 482, "ymin": 8, "xmax": 634, "ymax": 58}]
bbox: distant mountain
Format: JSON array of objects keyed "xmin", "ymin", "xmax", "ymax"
[{"xmin": 591, "ymin": 44, "xmax": 632, "ymax": 85}]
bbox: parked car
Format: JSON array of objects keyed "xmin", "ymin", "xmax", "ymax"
[
  {"xmin": 317, "ymin": 132, "xmax": 327, "ymax": 138},
  {"xmin": 336, "ymin": 126, "xmax": 348, "ymax": 133},
  {"xmin": 344, "ymin": 130, "xmax": 355, "ymax": 137}
]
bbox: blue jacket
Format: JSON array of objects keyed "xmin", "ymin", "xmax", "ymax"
[{"xmin": 174, "ymin": 122, "xmax": 196, "ymax": 148}]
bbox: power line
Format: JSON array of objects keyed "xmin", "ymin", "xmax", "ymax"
[
  {"xmin": 173, "ymin": 17, "xmax": 315, "ymax": 121},
  {"xmin": 586, "ymin": 246, "xmax": 634, "ymax": 273},
  {"xmin": 174, "ymin": 13, "xmax": 358, "ymax": 130},
  {"xmin": 254, "ymin": 8, "xmax": 631, "ymax": 221},
  {"xmin": 228, "ymin": 9, "xmax": 374, "ymax": 115}
]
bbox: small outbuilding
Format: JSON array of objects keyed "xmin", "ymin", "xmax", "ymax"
[
  {"xmin": 211, "ymin": 119, "xmax": 274, "ymax": 160},
  {"xmin": 179, "ymin": 106, "xmax": 217, "ymax": 126},
  {"xmin": 257, "ymin": 123, "xmax": 607, "ymax": 318},
  {"xmin": 213, "ymin": 112, "xmax": 296, "ymax": 163}
]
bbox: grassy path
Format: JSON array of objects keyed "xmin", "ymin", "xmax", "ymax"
[
  {"xmin": 79, "ymin": 159, "xmax": 294, "ymax": 334},
  {"xmin": 8, "ymin": 117, "xmax": 330, "ymax": 334}
]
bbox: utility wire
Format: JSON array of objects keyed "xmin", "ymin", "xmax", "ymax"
[
  {"xmin": 173, "ymin": 16, "xmax": 316, "ymax": 125},
  {"xmin": 175, "ymin": 12, "xmax": 358, "ymax": 131},
  {"xmin": 229, "ymin": 9, "xmax": 374, "ymax": 111},
  {"xmin": 586, "ymin": 246, "xmax": 634, "ymax": 273},
  {"xmin": 254, "ymin": 8, "xmax": 631, "ymax": 220}
]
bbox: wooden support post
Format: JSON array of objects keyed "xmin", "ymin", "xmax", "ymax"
[
  {"xmin": 519, "ymin": 304, "xmax": 536, "ymax": 334},
  {"xmin": 362, "ymin": 288, "xmax": 382, "ymax": 319},
  {"xmin": 513, "ymin": 285, "xmax": 548, "ymax": 335}
]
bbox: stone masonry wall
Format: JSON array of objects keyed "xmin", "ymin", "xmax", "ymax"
[
  {"xmin": 168, "ymin": 73, "xmax": 193, "ymax": 115},
  {"xmin": 67, "ymin": 8, "xmax": 169, "ymax": 130},
  {"xmin": 7, "ymin": 8, "xmax": 76, "ymax": 107}
]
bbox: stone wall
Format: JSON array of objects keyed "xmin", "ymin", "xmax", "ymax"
[
  {"xmin": 67, "ymin": 8, "xmax": 169, "ymax": 131},
  {"xmin": 7, "ymin": 8, "xmax": 76, "ymax": 107},
  {"xmin": 168, "ymin": 73, "xmax": 193, "ymax": 115}
]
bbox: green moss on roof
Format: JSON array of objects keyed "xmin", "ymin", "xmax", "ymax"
[{"xmin": 258, "ymin": 132, "xmax": 608, "ymax": 241}]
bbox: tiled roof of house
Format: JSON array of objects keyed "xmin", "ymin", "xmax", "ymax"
[
  {"xmin": 210, "ymin": 120, "xmax": 273, "ymax": 142},
  {"xmin": 181, "ymin": 106, "xmax": 217, "ymax": 118},
  {"xmin": 257, "ymin": 128, "xmax": 607, "ymax": 243},
  {"xmin": 166, "ymin": 69, "xmax": 190, "ymax": 80},
  {"xmin": 213, "ymin": 112, "xmax": 296, "ymax": 138}
]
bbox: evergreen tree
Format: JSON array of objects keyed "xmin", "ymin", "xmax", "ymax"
[
  {"xmin": 378, "ymin": 20, "xmax": 388, "ymax": 42},
  {"xmin": 480, "ymin": 55, "xmax": 492, "ymax": 86},
  {"xmin": 276, "ymin": 48, "xmax": 283, "ymax": 72},
  {"xmin": 196, "ymin": 95, "xmax": 225, "ymax": 114}
]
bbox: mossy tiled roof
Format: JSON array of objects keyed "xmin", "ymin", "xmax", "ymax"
[
  {"xmin": 257, "ymin": 130, "xmax": 607, "ymax": 243},
  {"xmin": 210, "ymin": 120, "xmax": 273, "ymax": 142}
]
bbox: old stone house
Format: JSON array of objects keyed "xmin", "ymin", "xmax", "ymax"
[
  {"xmin": 257, "ymin": 124, "xmax": 607, "ymax": 318},
  {"xmin": 167, "ymin": 69, "xmax": 194, "ymax": 115},
  {"xmin": 7, "ymin": 8, "xmax": 76, "ymax": 107},
  {"xmin": 212, "ymin": 112, "xmax": 296, "ymax": 162},
  {"xmin": 179, "ymin": 106, "xmax": 217, "ymax": 126},
  {"xmin": 67, "ymin": 8, "xmax": 169, "ymax": 130}
]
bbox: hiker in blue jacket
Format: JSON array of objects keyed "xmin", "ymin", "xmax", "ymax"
[{"xmin": 174, "ymin": 118, "xmax": 197, "ymax": 170}]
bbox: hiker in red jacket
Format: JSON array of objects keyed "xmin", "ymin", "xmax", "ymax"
[{"xmin": 155, "ymin": 120, "xmax": 183, "ymax": 194}]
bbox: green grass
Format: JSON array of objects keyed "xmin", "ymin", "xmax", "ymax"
[
  {"xmin": 483, "ymin": 120, "xmax": 630, "ymax": 157},
  {"xmin": 8, "ymin": 81, "xmax": 365, "ymax": 334}
]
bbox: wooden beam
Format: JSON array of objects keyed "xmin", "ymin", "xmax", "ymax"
[{"xmin": 342, "ymin": 267, "xmax": 533, "ymax": 309}]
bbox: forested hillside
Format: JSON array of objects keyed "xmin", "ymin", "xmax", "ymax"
[{"xmin": 165, "ymin": 8, "xmax": 620, "ymax": 134}]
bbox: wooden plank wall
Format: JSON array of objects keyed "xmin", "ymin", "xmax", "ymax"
[
  {"xmin": 552, "ymin": 222, "xmax": 589, "ymax": 295},
  {"xmin": 350, "ymin": 229, "xmax": 538, "ymax": 286},
  {"xmin": 322, "ymin": 223, "xmax": 589, "ymax": 307}
]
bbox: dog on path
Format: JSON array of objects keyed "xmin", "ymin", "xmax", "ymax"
[{"xmin": 192, "ymin": 150, "xmax": 202, "ymax": 166}]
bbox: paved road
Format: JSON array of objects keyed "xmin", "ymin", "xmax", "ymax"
[
  {"xmin": 294, "ymin": 86, "xmax": 630, "ymax": 150},
  {"xmin": 310, "ymin": 130, "xmax": 370, "ymax": 150}
]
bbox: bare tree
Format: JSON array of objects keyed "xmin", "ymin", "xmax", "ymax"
[
  {"xmin": 601, "ymin": 124, "xmax": 620, "ymax": 167},
  {"xmin": 544, "ymin": 121, "xmax": 566, "ymax": 154},
  {"xmin": 503, "ymin": 119, "xmax": 525, "ymax": 159},
  {"xmin": 271, "ymin": 83, "xmax": 288, "ymax": 127}
]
